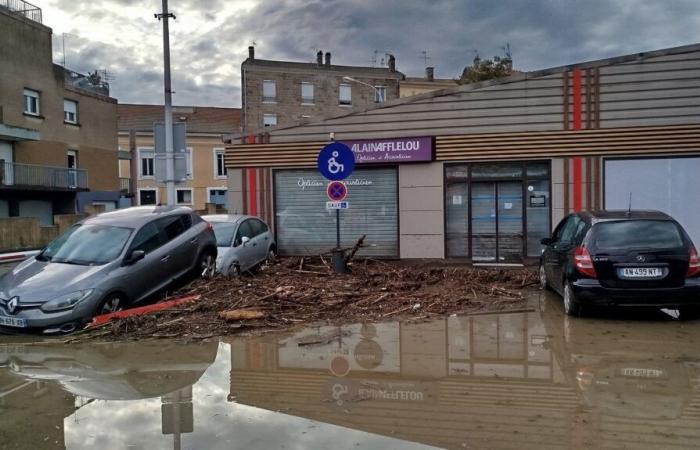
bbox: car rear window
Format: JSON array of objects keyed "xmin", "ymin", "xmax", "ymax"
[
  {"xmin": 210, "ymin": 222, "xmax": 235, "ymax": 247},
  {"xmin": 592, "ymin": 220, "xmax": 684, "ymax": 251}
]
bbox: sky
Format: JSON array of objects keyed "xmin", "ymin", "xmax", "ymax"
[{"xmin": 37, "ymin": 0, "xmax": 700, "ymax": 108}]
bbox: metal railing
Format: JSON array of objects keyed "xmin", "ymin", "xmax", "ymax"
[
  {"xmin": 0, "ymin": 161, "xmax": 87, "ymax": 189},
  {"xmin": 0, "ymin": 0, "xmax": 42, "ymax": 23},
  {"xmin": 119, "ymin": 177, "xmax": 131, "ymax": 193}
]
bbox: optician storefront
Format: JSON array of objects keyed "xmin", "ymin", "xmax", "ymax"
[{"xmin": 226, "ymin": 43, "xmax": 700, "ymax": 263}]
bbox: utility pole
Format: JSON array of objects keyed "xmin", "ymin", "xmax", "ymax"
[{"xmin": 156, "ymin": 0, "xmax": 176, "ymax": 205}]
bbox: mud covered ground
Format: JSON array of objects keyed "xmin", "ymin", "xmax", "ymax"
[{"xmin": 73, "ymin": 258, "xmax": 538, "ymax": 341}]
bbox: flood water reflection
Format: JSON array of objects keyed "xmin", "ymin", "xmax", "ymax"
[{"xmin": 2, "ymin": 292, "xmax": 700, "ymax": 449}]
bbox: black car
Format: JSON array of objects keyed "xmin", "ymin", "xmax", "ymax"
[{"xmin": 540, "ymin": 210, "xmax": 700, "ymax": 316}]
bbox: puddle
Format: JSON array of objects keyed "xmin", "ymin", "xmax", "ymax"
[{"xmin": 2, "ymin": 292, "xmax": 700, "ymax": 449}]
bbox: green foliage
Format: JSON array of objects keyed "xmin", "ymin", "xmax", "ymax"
[{"xmin": 458, "ymin": 55, "xmax": 513, "ymax": 84}]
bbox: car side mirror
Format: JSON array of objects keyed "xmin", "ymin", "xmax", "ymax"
[
  {"xmin": 125, "ymin": 250, "xmax": 145, "ymax": 265},
  {"xmin": 241, "ymin": 236, "xmax": 251, "ymax": 246},
  {"xmin": 540, "ymin": 237, "xmax": 555, "ymax": 246}
]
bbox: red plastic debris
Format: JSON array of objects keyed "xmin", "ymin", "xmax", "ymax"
[{"xmin": 86, "ymin": 295, "xmax": 200, "ymax": 329}]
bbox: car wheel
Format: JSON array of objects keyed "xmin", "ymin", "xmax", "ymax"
[
  {"xmin": 679, "ymin": 306, "xmax": 700, "ymax": 321},
  {"xmin": 228, "ymin": 263, "xmax": 241, "ymax": 277},
  {"xmin": 267, "ymin": 247, "xmax": 277, "ymax": 263},
  {"xmin": 539, "ymin": 264, "xmax": 549, "ymax": 290},
  {"xmin": 563, "ymin": 282, "xmax": 582, "ymax": 317},
  {"xmin": 198, "ymin": 250, "xmax": 216, "ymax": 279},
  {"xmin": 97, "ymin": 293, "xmax": 125, "ymax": 315}
]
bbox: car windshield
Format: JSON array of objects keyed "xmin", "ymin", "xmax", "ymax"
[
  {"xmin": 38, "ymin": 224, "xmax": 133, "ymax": 265},
  {"xmin": 592, "ymin": 220, "xmax": 684, "ymax": 251},
  {"xmin": 210, "ymin": 222, "xmax": 236, "ymax": 247}
]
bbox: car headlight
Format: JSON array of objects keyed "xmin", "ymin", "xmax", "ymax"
[{"xmin": 40, "ymin": 289, "xmax": 94, "ymax": 313}]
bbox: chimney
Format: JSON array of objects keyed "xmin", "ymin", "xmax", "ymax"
[
  {"xmin": 388, "ymin": 54, "xmax": 396, "ymax": 72},
  {"xmin": 426, "ymin": 66, "xmax": 434, "ymax": 81},
  {"xmin": 316, "ymin": 50, "xmax": 323, "ymax": 65},
  {"xmin": 325, "ymin": 52, "xmax": 331, "ymax": 67},
  {"xmin": 248, "ymin": 46, "xmax": 254, "ymax": 60}
]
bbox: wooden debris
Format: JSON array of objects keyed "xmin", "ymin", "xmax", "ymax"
[{"xmin": 219, "ymin": 309, "xmax": 266, "ymax": 321}]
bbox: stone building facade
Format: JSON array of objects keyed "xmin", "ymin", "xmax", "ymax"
[{"xmin": 240, "ymin": 47, "xmax": 403, "ymax": 136}]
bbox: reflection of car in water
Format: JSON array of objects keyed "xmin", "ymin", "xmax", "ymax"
[
  {"xmin": 576, "ymin": 359, "xmax": 690, "ymax": 419},
  {"xmin": 541, "ymin": 306, "xmax": 697, "ymax": 420},
  {"xmin": 0, "ymin": 340, "xmax": 218, "ymax": 400}
]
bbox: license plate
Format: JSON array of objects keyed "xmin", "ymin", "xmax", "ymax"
[
  {"xmin": 0, "ymin": 315, "xmax": 28, "ymax": 328},
  {"xmin": 619, "ymin": 368, "xmax": 665, "ymax": 378},
  {"xmin": 618, "ymin": 267, "xmax": 664, "ymax": 279}
]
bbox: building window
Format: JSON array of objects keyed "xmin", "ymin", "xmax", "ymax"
[
  {"xmin": 139, "ymin": 148, "xmax": 154, "ymax": 178},
  {"xmin": 213, "ymin": 148, "xmax": 227, "ymax": 178},
  {"xmin": 23, "ymin": 89, "xmax": 40, "ymax": 115},
  {"xmin": 176, "ymin": 188, "xmax": 193, "ymax": 205},
  {"xmin": 339, "ymin": 84, "xmax": 352, "ymax": 105},
  {"xmin": 262, "ymin": 80, "xmax": 276, "ymax": 102},
  {"xmin": 374, "ymin": 86, "xmax": 386, "ymax": 103},
  {"xmin": 301, "ymin": 82, "xmax": 314, "ymax": 104},
  {"xmin": 138, "ymin": 188, "xmax": 157, "ymax": 205},
  {"xmin": 208, "ymin": 188, "xmax": 227, "ymax": 206},
  {"xmin": 63, "ymin": 99, "xmax": 78, "ymax": 123},
  {"xmin": 263, "ymin": 114, "xmax": 277, "ymax": 127}
]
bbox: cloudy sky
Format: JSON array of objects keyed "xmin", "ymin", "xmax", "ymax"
[{"xmin": 39, "ymin": 0, "xmax": 700, "ymax": 107}]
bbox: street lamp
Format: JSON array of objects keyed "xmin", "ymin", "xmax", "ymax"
[{"xmin": 342, "ymin": 76, "xmax": 384, "ymax": 102}]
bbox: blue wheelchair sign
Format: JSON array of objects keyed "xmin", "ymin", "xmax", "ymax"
[{"xmin": 317, "ymin": 142, "xmax": 355, "ymax": 181}]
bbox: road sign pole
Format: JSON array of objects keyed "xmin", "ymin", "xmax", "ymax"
[{"xmin": 336, "ymin": 209, "xmax": 340, "ymax": 248}]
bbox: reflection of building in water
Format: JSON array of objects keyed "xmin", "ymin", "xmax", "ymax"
[{"xmin": 228, "ymin": 312, "xmax": 700, "ymax": 449}]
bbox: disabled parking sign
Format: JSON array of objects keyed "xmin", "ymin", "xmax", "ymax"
[{"xmin": 317, "ymin": 142, "xmax": 355, "ymax": 181}]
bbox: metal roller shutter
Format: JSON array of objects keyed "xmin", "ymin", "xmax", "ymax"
[{"xmin": 274, "ymin": 168, "xmax": 398, "ymax": 257}]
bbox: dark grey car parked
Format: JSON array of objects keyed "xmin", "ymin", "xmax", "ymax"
[{"xmin": 0, "ymin": 206, "xmax": 217, "ymax": 334}]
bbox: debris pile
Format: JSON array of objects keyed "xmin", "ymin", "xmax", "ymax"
[{"xmin": 79, "ymin": 258, "xmax": 538, "ymax": 341}]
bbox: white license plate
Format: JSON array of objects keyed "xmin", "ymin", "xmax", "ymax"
[
  {"xmin": 619, "ymin": 267, "xmax": 664, "ymax": 278},
  {"xmin": 620, "ymin": 368, "xmax": 665, "ymax": 378},
  {"xmin": 0, "ymin": 315, "xmax": 28, "ymax": 328}
]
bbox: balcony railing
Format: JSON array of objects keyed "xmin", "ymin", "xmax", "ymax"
[
  {"xmin": 0, "ymin": 0, "xmax": 42, "ymax": 23},
  {"xmin": 119, "ymin": 177, "xmax": 131, "ymax": 193},
  {"xmin": 0, "ymin": 161, "xmax": 88, "ymax": 190}
]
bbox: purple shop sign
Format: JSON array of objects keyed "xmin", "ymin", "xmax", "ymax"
[{"xmin": 341, "ymin": 136, "xmax": 434, "ymax": 164}]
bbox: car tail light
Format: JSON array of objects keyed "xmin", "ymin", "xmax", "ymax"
[
  {"xmin": 688, "ymin": 245, "xmax": 700, "ymax": 277},
  {"xmin": 575, "ymin": 246, "xmax": 597, "ymax": 278}
]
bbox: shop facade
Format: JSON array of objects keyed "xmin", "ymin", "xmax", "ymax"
[{"xmin": 225, "ymin": 43, "xmax": 700, "ymax": 263}]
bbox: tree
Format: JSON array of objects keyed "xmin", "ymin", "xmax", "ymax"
[{"xmin": 457, "ymin": 50, "xmax": 514, "ymax": 84}]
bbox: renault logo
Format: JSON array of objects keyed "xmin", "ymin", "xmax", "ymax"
[
  {"xmin": 636, "ymin": 255, "xmax": 646, "ymax": 262},
  {"xmin": 6, "ymin": 297, "xmax": 19, "ymax": 315}
]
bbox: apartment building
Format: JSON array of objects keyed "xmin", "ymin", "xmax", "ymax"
[
  {"xmin": 117, "ymin": 104, "xmax": 240, "ymax": 210},
  {"xmin": 240, "ymin": 47, "xmax": 404, "ymax": 136},
  {"xmin": 0, "ymin": 1, "xmax": 119, "ymax": 225}
]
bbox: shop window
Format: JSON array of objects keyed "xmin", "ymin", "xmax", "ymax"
[
  {"xmin": 471, "ymin": 163, "xmax": 522, "ymax": 179},
  {"xmin": 445, "ymin": 165, "xmax": 469, "ymax": 257},
  {"xmin": 525, "ymin": 179, "xmax": 550, "ymax": 257}
]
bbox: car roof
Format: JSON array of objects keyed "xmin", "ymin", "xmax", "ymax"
[
  {"xmin": 201, "ymin": 214, "xmax": 251, "ymax": 224},
  {"xmin": 579, "ymin": 210, "xmax": 674, "ymax": 224},
  {"xmin": 84, "ymin": 206, "xmax": 194, "ymax": 227}
]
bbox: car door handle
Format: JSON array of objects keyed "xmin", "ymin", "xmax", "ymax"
[
  {"xmin": 190, "ymin": 238, "xmax": 198, "ymax": 244},
  {"xmin": 160, "ymin": 255, "xmax": 171, "ymax": 262}
]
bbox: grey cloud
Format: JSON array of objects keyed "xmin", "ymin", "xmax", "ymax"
[{"xmin": 44, "ymin": 0, "xmax": 700, "ymax": 106}]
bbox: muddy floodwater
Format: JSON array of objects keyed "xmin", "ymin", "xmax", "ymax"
[{"xmin": 2, "ymin": 292, "xmax": 700, "ymax": 449}]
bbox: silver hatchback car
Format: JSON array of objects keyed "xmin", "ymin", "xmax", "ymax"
[
  {"xmin": 0, "ymin": 206, "xmax": 217, "ymax": 334},
  {"xmin": 203, "ymin": 215, "xmax": 276, "ymax": 276}
]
